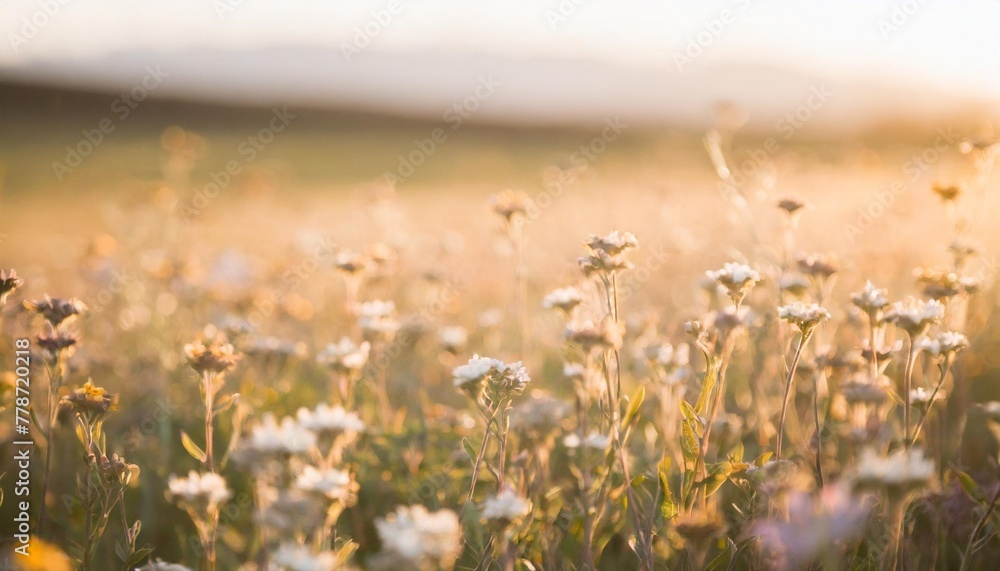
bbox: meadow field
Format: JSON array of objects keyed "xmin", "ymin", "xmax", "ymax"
[{"xmin": 1, "ymin": 86, "xmax": 999, "ymax": 570}]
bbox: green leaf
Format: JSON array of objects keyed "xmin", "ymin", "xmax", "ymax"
[
  {"xmin": 333, "ymin": 541, "xmax": 358, "ymax": 566},
  {"xmin": 728, "ymin": 439, "xmax": 745, "ymax": 463},
  {"xmin": 694, "ymin": 359, "xmax": 719, "ymax": 415},
  {"xmin": 124, "ymin": 547, "xmax": 153, "ymax": 568},
  {"xmin": 679, "ymin": 400, "xmax": 703, "ymax": 437},
  {"xmin": 622, "ymin": 385, "xmax": 646, "ymax": 429},
  {"xmin": 114, "ymin": 540, "xmax": 128, "ymax": 562},
  {"xmin": 180, "ymin": 430, "xmax": 207, "ymax": 463},
  {"xmin": 681, "ymin": 419, "xmax": 700, "ymax": 465},
  {"xmin": 658, "ymin": 457, "xmax": 678, "ymax": 520},
  {"xmin": 704, "ymin": 539, "xmax": 733, "ymax": 571},
  {"xmin": 462, "ymin": 437, "xmax": 477, "ymax": 465},
  {"xmin": 753, "ymin": 452, "xmax": 773, "ymax": 468},
  {"xmin": 698, "ymin": 462, "xmax": 735, "ymax": 498},
  {"xmin": 955, "ymin": 469, "xmax": 987, "ymax": 505}
]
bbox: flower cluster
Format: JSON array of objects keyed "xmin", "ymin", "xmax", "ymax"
[
  {"xmin": 778, "ymin": 302, "xmax": 831, "ymax": 334},
  {"xmin": 24, "ymin": 296, "xmax": 87, "ymax": 327},
  {"xmin": 0, "ymin": 269, "xmax": 23, "ymax": 305},
  {"xmin": 370, "ymin": 505, "xmax": 462, "ymax": 571},
  {"xmin": 885, "ymin": 298, "xmax": 944, "ymax": 336},
  {"xmin": 357, "ymin": 300, "xmax": 400, "ymax": 336},
  {"xmin": 184, "ymin": 340, "xmax": 239, "ymax": 375},
  {"xmin": 453, "ymin": 354, "xmax": 531, "ymax": 398},
  {"xmin": 167, "ymin": 471, "xmax": 232, "ymax": 511},
  {"xmin": 315, "ymin": 337, "xmax": 370, "ymax": 374},
  {"xmin": 60, "ymin": 380, "xmax": 117, "ymax": 418},
  {"xmin": 707, "ymin": 262, "xmax": 760, "ymax": 306}
]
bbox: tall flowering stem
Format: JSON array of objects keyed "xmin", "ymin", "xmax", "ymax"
[
  {"xmin": 453, "ymin": 355, "xmax": 530, "ymax": 501},
  {"xmin": 886, "ymin": 298, "xmax": 944, "ymax": 446},
  {"xmin": 578, "ymin": 231, "xmax": 653, "ymax": 565},
  {"xmin": 182, "ymin": 339, "xmax": 239, "ymax": 571},
  {"xmin": 776, "ymin": 303, "xmax": 830, "ymax": 462},
  {"xmin": 908, "ymin": 332, "xmax": 968, "ymax": 449},
  {"xmin": 852, "ymin": 281, "xmax": 889, "ymax": 381},
  {"xmin": 24, "ymin": 296, "xmax": 84, "ymax": 533}
]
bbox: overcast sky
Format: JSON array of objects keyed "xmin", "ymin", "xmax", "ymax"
[{"xmin": 1, "ymin": 0, "xmax": 997, "ymax": 95}]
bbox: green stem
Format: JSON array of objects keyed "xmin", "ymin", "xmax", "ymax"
[
  {"xmin": 908, "ymin": 359, "xmax": 953, "ymax": 450},
  {"xmin": 902, "ymin": 334, "xmax": 917, "ymax": 446},
  {"xmin": 777, "ymin": 330, "xmax": 812, "ymax": 460},
  {"xmin": 812, "ymin": 372, "xmax": 824, "ymax": 487}
]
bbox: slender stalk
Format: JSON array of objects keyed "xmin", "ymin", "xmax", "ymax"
[
  {"xmin": 868, "ymin": 315, "xmax": 880, "ymax": 379},
  {"xmin": 812, "ymin": 372, "xmax": 824, "ymax": 487},
  {"xmin": 204, "ymin": 372, "xmax": 215, "ymax": 473},
  {"xmin": 497, "ymin": 405, "xmax": 509, "ymax": 492},
  {"xmin": 960, "ymin": 484, "xmax": 1000, "ymax": 571},
  {"xmin": 605, "ymin": 275, "xmax": 650, "ymax": 567},
  {"xmin": 466, "ymin": 405, "xmax": 498, "ymax": 502},
  {"xmin": 38, "ymin": 351, "xmax": 65, "ymax": 533},
  {"xmin": 204, "ymin": 511, "xmax": 219, "ymax": 571},
  {"xmin": 581, "ymin": 480, "xmax": 596, "ymax": 570},
  {"xmin": 881, "ymin": 501, "xmax": 905, "ymax": 571},
  {"xmin": 81, "ymin": 418, "xmax": 95, "ymax": 571},
  {"xmin": 902, "ymin": 333, "xmax": 917, "ymax": 445},
  {"xmin": 696, "ymin": 338, "xmax": 733, "ymax": 506},
  {"xmin": 908, "ymin": 358, "xmax": 954, "ymax": 450},
  {"xmin": 777, "ymin": 330, "xmax": 812, "ymax": 460}
]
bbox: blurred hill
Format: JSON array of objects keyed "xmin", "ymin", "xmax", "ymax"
[{"xmin": 2, "ymin": 46, "xmax": 997, "ymax": 135}]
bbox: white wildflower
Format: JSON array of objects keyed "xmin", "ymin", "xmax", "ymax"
[
  {"xmin": 778, "ymin": 302, "xmax": 831, "ymax": 333},
  {"xmin": 886, "ymin": 298, "xmax": 945, "ymax": 335},
  {"xmin": 585, "ymin": 230, "xmax": 638, "ymax": 256},
  {"xmin": 294, "ymin": 466, "xmax": 357, "ymax": 503},
  {"xmin": 707, "ymin": 262, "xmax": 761, "ymax": 305},
  {"xmin": 851, "ymin": 281, "xmax": 889, "ymax": 313},
  {"xmin": 247, "ymin": 414, "xmax": 316, "ymax": 454},
  {"xmin": 916, "ymin": 331, "xmax": 969, "ymax": 358},
  {"xmin": 272, "ymin": 544, "xmax": 339, "ymax": 571},
  {"xmin": 563, "ymin": 431, "xmax": 611, "ymax": 451},
  {"xmin": 542, "ymin": 286, "xmax": 585, "ymax": 313},
  {"xmin": 372, "ymin": 505, "xmax": 462, "ymax": 570},
  {"xmin": 438, "ymin": 326, "xmax": 468, "ymax": 352},
  {"xmin": 854, "ymin": 448, "xmax": 935, "ymax": 491},
  {"xmin": 296, "ymin": 404, "xmax": 365, "ymax": 437},
  {"xmin": 452, "ymin": 354, "xmax": 495, "ymax": 389},
  {"xmin": 357, "ymin": 300, "xmax": 400, "ymax": 335},
  {"xmin": 316, "ymin": 338, "xmax": 370, "ymax": 373},
  {"xmin": 481, "ymin": 487, "xmax": 531, "ymax": 523},
  {"xmin": 167, "ymin": 471, "xmax": 231, "ymax": 509}
]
